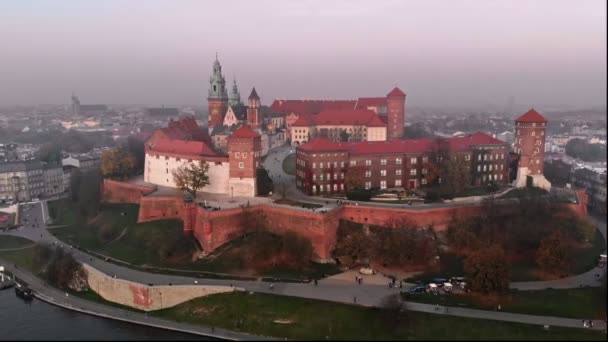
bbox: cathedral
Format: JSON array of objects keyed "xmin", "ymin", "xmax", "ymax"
[{"xmin": 207, "ymin": 55, "xmax": 287, "ymax": 156}]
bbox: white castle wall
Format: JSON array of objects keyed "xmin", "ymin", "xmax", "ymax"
[{"xmin": 144, "ymin": 153, "xmax": 230, "ymax": 194}]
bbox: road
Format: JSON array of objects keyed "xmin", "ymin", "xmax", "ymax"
[{"xmin": 1, "ymin": 201, "xmax": 606, "ymax": 332}]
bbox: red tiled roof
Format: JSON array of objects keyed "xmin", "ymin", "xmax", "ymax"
[
  {"xmin": 291, "ymin": 114, "xmax": 315, "ymax": 127},
  {"xmin": 516, "ymin": 109, "xmax": 548, "ymax": 123},
  {"xmin": 269, "ymin": 100, "xmax": 356, "ymax": 115},
  {"xmin": 387, "ymin": 87, "xmax": 406, "ymax": 97},
  {"xmin": 298, "ymin": 137, "xmax": 348, "ymax": 152},
  {"xmin": 299, "ymin": 132, "xmax": 506, "ymax": 155},
  {"xmin": 306, "ymin": 109, "xmax": 386, "ymax": 127},
  {"xmin": 146, "ymin": 117, "xmax": 217, "ymax": 157},
  {"xmin": 229, "ymin": 125, "xmax": 260, "ymax": 139},
  {"xmin": 355, "ymin": 97, "xmax": 387, "ymax": 109},
  {"xmin": 152, "ymin": 139, "xmax": 217, "ymax": 156}
]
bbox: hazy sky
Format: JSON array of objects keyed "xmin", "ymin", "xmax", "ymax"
[{"xmin": 0, "ymin": 0, "xmax": 606, "ymax": 109}]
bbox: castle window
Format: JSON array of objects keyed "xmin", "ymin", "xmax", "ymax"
[
  {"xmin": 340, "ymin": 184, "xmax": 344, "ymax": 190},
  {"xmin": 340, "ymin": 161, "xmax": 344, "ymax": 167},
  {"xmin": 333, "ymin": 184, "xmax": 338, "ymax": 191},
  {"xmin": 350, "ymin": 160, "xmax": 356, "ymax": 166},
  {"xmin": 365, "ymin": 160, "xmax": 372, "ymax": 166},
  {"xmin": 396, "ymin": 158, "xmax": 402, "ymax": 165},
  {"xmin": 380, "ymin": 180, "xmax": 387, "ymax": 189},
  {"xmin": 410, "ymin": 157, "xmax": 417, "ymax": 164},
  {"xmin": 239, "ymin": 162, "xmax": 244, "ymax": 168},
  {"xmin": 531, "ymin": 131, "xmax": 535, "ymax": 136},
  {"xmin": 422, "ymin": 168, "xmax": 427, "ymax": 174},
  {"xmin": 312, "ymin": 163, "xmax": 316, "ymax": 169},
  {"xmin": 380, "ymin": 159, "xmax": 387, "ymax": 165},
  {"xmin": 380, "ymin": 170, "xmax": 387, "ymax": 176},
  {"xmin": 235, "ymin": 152, "xmax": 240, "ymax": 158},
  {"xmin": 478, "ymin": 154, "xmax": 481, "ymax": 161},
  {"xmin": 365, "ymin": 181, "xmax": 371, "ymax": 189},
  {"xmin": 500, "ymin": 174, "xmax": 503, "ymax": 180},
  {"xmin": 395, "ymin": 179, "xmax": 402, "ymax": 186},
  {"xmin": 365, "ymin": 170, "xmax": 371, "ymax": 178},
  {"xmin": 213, "ymin": 85, "xmax": 217, "ymax": 92},
  {"xmin": 410, "ymin": 169, "xmax": 417, "ymax": 176},
  {"xmin": 320, "ymin": 174, "xmax": 324, "ymax": 181},
  {"xmin": 396, "ymin": 169, "xmax": 402, "ymax": 176},
  {"xmin": 326, "ymin": 162, "xmax": 330, "ymax": 168},
  {"xmin": 313, "ymin": 175, "xmax": 317, "ymax": 181},
  {"xmin": 421, "ymin": 178, "xmax": 427, "ymax": 185}
]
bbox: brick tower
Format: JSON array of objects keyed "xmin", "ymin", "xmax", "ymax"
[
  {"xmin": 228, "ymin": 125, "xmax": 261, "ymax": 197},
  {"xmin": 512, "ymin": 108, "xmax": 551, "ymax": 190},
  {"xmin": 386, "ymin": 87, "xmax": 406, "ymax": 139},
  {"xmin": 207, "ymin": 54, "xmax": 229, "ymax": 127},
  {"xmin": 247, "ymin": 87, "xmax": 261, "ymax": 129}
]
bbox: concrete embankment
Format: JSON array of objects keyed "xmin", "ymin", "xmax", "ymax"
[{"xmin": 0, "ymin": 260, "xmax": 269, "ymax": 341}]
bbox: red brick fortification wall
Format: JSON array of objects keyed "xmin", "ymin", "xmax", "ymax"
[
  {"xmin": 101, "ymin": 179, "xmax": 156, "ymax": 204},
  {"xmin": 341, "ymin": 204, "xmax": 483, "ymax": 231},
  {"xmin": 137, "ymin": 196, "xmax": 184, "ymax": 223},
  {"xmin": 193, "ymin": 205, "xmax": 343, "ymax": 262}
]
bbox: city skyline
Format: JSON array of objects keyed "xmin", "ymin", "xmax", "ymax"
[{"xmin": 0, "ymin": 0, "xmax": 606, "ymax": 109}]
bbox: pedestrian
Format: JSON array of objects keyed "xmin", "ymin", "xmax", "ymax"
[
  {"xmin": 435, "ymin": 304, "xmax": 439, "ymax": 312},
  {"xmin": 270, "ymin": 283, "xmax": 274, "ymax": 290},
  {"xmin": 211, "ymin": 326, "xmax": 215, "ymax": 333},
  {"xmin": 589, "ymin": 320, "xmax": 593, "ymax": 328},
  {"xmin": 353, "ymin": 296, "xmax": 357, "ymax": 303},
  {"xmin": 498, "ymin": 304, "xmax": 501, "ymax": 311}
]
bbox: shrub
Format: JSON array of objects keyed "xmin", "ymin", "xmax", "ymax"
[{"xmin": 346, "ymin": 188, "xmax": 373, "ymax": 201}]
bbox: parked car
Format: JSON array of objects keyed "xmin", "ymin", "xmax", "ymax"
[
  {"xmin": 433, "ymin": 278, "xmax": 447, "ymax": 286},
  {"xmin": 408, "ymin": 285, "xmax": 427, "ymax": 294}
]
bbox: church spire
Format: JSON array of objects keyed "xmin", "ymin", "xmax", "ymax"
[{"xmin": 229, "ymin": 75, "xmax": 241, "ymax": 106}]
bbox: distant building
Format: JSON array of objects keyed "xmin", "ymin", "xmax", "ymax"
[
  {"xmin": 0, "ymin": 161, "xmax": 45, "ymax": 202},
  {"xmin": 145, "ymin": 106, "xmax": 179, "ymax": 117},
  {"xmin": 71, "ymin": 94, "xmax": 108, "ymax": 116},
  {"xmin": 62, "ymin": 153, "xmax": 102, "ymax": 172},
  {"xmin": 571, "ymin": 167, "xmax": 607, "ymax": 216},
  {"xmin": 0, "ymin": 143, "xmax": 18, "ymax": 162}
]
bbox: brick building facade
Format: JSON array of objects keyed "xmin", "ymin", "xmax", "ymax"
[
  {"xmin": 512, "ymin": 109, "xmax": 551, "ymax": 190},
  {"xmin": 295, "ymin": 132, "xmax": 509, "ymax": 195}
]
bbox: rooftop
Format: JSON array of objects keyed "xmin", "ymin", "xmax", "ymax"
[{"xmin": 516, "ymin": 109, "xmax": 548, "ymax": 123}]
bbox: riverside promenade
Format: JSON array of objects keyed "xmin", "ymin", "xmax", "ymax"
[{"xmin": 2, "ymin": 261, "xmax": 270, "ymax": 341}]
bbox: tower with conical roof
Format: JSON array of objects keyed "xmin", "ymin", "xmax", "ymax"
[
  {"xmin": 229, "ymin": 77, "xmax": 242, "ymax": 106},
  {"xmin": 512, "ymin": 108, "xmax": 551, "ymax": 190},
  {"xmin": 208, "ymin": 54, "xmax": 229, "ymax": 127},
  {"xmin": 247, "ymin": 87, "xmax": 261, "ymax": 129}
]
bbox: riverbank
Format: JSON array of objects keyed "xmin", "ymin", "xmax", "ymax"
[{"xmin": 0, "ymin": 261, "xmax": 268, "ymax": 341}]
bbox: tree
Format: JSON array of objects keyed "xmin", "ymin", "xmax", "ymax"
[
  {"xmin": 69, "ymin": 168, "xmax": 82, "ymax": 202},
  {"xmin": 101, "ymin": 146, "xmax": 137, "ymax": 180},
  {"xmin": 339, "ymin": 130, "xmax": 350, "ymax": 142},
  {"xmin": 77, "ymin": 169, "xmax": 102, "ymax": 218},
  {"xmin": 464, "ymin": 245, "xmax": 511, "ymax": 293},
  {"xmin": 440, "ymin": 153, "xmax": 471, "ymax": 196},
  {"xmin": 446, "ymin": 215, "xmax": 480, "ymax": 251},
  {"xmin": 536, "ymin": 231, "xmax": 572, "ymax": 275},
  {"xmin": 36, "ymin": 143, "xmax": 62, "ymax": 163},
  {"xmin": 380, "ymin": 294, "xmax": 409, "ymax": 333},
  {"xmin": 344, "ymin": 165, "xmax": 365, "ymax": 191},
  {"xmin": 333, "ymin": 221, "xmax": 371, "ymax": 265},
  {"xmin": 125, "ymin": 136, "xmax": 145, "ymax": 173},
  {"xmin": 565, "ymin": 138, "xmax": 607, "ymax": 162},
  {"xmin": 172, "ymin": 161, "xmax": 210, "ymax": 199},
  {"xmin": 256, "ymin": 168, "xmax": 273, "ymax": 196}
]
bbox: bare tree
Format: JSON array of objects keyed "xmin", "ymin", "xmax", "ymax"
[{"xmin": 172, "ymin": 161, "xmax": 210, "ymax": 199}]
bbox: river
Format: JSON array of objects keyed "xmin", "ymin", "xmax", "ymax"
[{"xmin": 0, "ymin": 289, "xmax": 210, "ymax": 340}]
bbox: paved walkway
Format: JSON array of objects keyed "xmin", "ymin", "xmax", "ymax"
[{"xmin": 2, "ymin": 262, "xmax": 269, "ymax": 341}]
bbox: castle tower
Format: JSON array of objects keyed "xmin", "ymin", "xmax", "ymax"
[
  {"xmin": 512, "ymin": 108, "xmax": 551, "ymax": 190},
  {"xmin": 386, "ymin": 87, "xmax": 406, "ymax": 139},
  {"xmin": 247, "ymin": 87, "xmax": 261, "ymax": 129},
  {"xmin": 207, "ymin": 54, "xmax": 229, "ymax": 127},
  {"xmin": 228, "ymin": 125, "xmax": 261, "ymax": 197},
  {"xmin": 229, "ymin": 77, "xmax": 242, "ymax": 106}
]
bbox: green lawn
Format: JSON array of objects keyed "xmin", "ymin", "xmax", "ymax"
[
  {"xmin": 0, "ymin": 240, "xmax": 39, "ymax": 274},
  {"xmin": 153, "ymin": 292, "xmax": 605, "ymax": 341},
  {"xmin": 0, "ymin": 235, "xmax": 35, "ymax": 249},
  {"xmin": 404, "ymin": 287, "xmax": 606, "ymax": 319},
  {"xmin": 281, "ymin": 153, "xmax": 296, "ymax": 176},
  {"xmin": 48, "ymin": 201, "xmax": 336, "ymax": 280}
]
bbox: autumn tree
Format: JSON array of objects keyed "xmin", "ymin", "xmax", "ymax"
[
  {"xmin": 440, "ymin": 153, "xmax": 471, "ymax": 196},
  {"xmin": 536, "ymin": 230, "xmax": 572, "ymax": 275},
  {"xmin": 446, "ymin": 215, "xmax": 481, "ymax": 251},
  {"xmin": 345, "ymin": 165, "xmax": 365, "ymax": 191},
  {"xmin": 101, "ymin": 146, "xmax": 137, "ymax": 180},
  {"xmin": 172, "ymin": 161, "xmax": 210, "ymax": 199},
  {"xmin": 464, "ymin": 245, "xmax": 511, "ymax": 293},
  {"xmin": 333, "ymin": 221, "xmax": 372, "ymax": 266}
]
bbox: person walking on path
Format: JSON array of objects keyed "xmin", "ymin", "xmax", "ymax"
[{"xmin": 353, "ymin": 296, "xmax": 357, "ymax": 303}]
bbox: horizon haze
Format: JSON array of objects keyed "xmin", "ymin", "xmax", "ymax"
[{"xmin": 0, "ymin": 0, "xmax": 606, "ymax": 110}]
